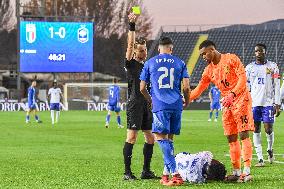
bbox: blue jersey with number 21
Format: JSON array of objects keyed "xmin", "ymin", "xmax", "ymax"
[{"xmin": 140, "ymin": 53, "xmax": 189, "ymax": 112}]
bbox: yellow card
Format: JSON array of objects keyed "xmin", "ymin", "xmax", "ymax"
[{"xmin": 132, "ymin": 6, "xmax": 141, "ymax": 15}]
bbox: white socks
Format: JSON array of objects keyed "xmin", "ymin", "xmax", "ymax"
[
  {"xmin": 51, "ymin": 110, "xmax": 60, "ymax": 124},
  {"xmin": 266, "ymin": 132, "xmax": 274, "ymax": 151},
  {"xmin": 253, "ymin": 131, "xmax": 274, "ymax": 160},
  {"xmin": 51, "ymin": 110, "xmax": 55, "ymax": 124},
  {"xmin": 56, "ymin": 111, "xmax": 60, "ymax": 123},
  {"xmin": 253, "ymin": 132, "xmax": 263, "ymax": 161},
  {"xmin": 233, "ymin": 169, "xmax": 241, "ymax": 176},
  {"xmin": 243, "ymin": 167, "xmax": 250, "ymax": 175}
]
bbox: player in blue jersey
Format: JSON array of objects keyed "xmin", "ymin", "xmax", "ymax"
[
  {"xmin": 140, "ymin": 36, "xmax": 191, "ymax": 186},
  {"xmin": 208, "ymin": 85, "xmax": 221, "ymax": 122},
  {"xmin": 105, "ymin": 78, "xmax": 123, "ymax": 128},
  {"xmin": 26, "ymin": 80, "xmax": 42, "ymax": 123}
]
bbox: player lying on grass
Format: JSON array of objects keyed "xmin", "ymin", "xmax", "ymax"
[{"xmin": 160, "ymin": 151, "xmax": 227, "ymax": 184}]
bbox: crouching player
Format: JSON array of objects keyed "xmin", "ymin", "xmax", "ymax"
[{"xmin": 161, "ymin": 151, "xmax": 226, "ymax": 184}]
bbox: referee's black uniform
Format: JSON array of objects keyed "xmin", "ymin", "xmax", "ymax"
[
  {"xmin": 125, "ymin": 59, "xmax": 152, "ymax": 130},
  {"xmin": 123, "ymin": 58, "xmax": 157, "ymax": 180}
]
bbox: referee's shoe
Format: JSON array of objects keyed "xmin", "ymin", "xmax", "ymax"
[
  {"xmin": 123, "ymin": 172, "xmax": 137, "ymax": 180},
  {"xmin": 141, "ymin": 170, "xmax": 160, "ymax": 179}
]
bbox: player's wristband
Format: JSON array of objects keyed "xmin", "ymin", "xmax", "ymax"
[{"xmin": 129, "ymin": 22, "xmax": 135, "ymax": 31}]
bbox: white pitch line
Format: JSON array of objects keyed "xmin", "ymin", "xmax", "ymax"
[
  {"xmin": 225, "ymin": 153, "xmax": 284, "ymax": 156},
  {"xmin": 224, "ymin": 154, "xmax": 284, "ymax": 164},
  {"xmin": 181, "ymin": 118, "xmax": 215, "ymax": 122}
]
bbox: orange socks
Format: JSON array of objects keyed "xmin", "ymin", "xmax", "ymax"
[
  {"xmin": 241, "ymin": 138, "xmax": 253, "ymax": 168},
  {"xmin": 229, "ymin": 141, "xmax": 241, "ymax": 169}
]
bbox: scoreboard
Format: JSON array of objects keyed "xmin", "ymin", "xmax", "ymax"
[{"xmin": 20, "ymin": 21, "xmax": 93, "ymax": 72}]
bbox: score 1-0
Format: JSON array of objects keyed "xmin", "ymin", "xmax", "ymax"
[{"xmin": 49, "ymin": 26, "xmax": 66, "ymax": 39}]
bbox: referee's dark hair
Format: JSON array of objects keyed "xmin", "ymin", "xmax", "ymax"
[
  {"xmin": 199, "ymin": 40, "xmax": 216, "ymax": 50},
  {"xmin": 134, "ymin": 37, "xmax": 146, "ymax": 48}
]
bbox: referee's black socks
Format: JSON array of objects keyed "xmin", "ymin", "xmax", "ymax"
[
  {"xmin": 143, "ymin": 143, "xmax": 154, "ymax": 172},
  {"xmin": 123, "ymin": 142, "xmax": 134, "ymax": 174}
]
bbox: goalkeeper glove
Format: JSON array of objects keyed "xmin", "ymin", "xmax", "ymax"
[{"xmin": 222, "ymin": 93, "xmax": 235, "ymax": 108}]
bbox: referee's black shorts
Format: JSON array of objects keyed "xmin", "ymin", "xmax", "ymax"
[{"xmin": 126, "ymin": 98, "xmax": 152, "ymax": 130}]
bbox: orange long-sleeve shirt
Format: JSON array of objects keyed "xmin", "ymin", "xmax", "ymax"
[{"xmin": 190, "ymin": 53, "xmax": 248, "ymax": 100}]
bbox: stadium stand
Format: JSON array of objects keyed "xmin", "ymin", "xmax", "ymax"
[{"xmin": 148, "ymin": 20, "xmax": 284, "ymax": 101}]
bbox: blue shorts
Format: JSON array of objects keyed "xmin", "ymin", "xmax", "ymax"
[
  {"xmin": 108, "ymin": 105, "xmax": 121, "ymax": 112},
  {"xmin": 252, "ymin": 106, "xmax": 274, "ymax": 123},
  {"xmin": 211, "ymin": 102, "xmax": 220, "ymax": 110},
  {"xmin": 50, "ymin": 103, "xmax": 60, "ymax": 111},
  {"xmin": 28, "ymin": 103, "xmax": 36, "ymax": 110},
  {"xmin": 152, "ymin": 110, "xmax": 182, "ymax": 135}
]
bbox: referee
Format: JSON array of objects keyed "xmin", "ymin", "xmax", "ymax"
[{"xmin": 122, "ymin": 12, "xmax": 158, "ymax": 180}]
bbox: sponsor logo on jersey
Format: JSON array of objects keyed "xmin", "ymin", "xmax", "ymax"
[
  {"xmin": 224, "ymin": 65, "xmax": 230, "ymax": 74},
  {"xmin": 266, "ymin": 68, "xmax": 272, "ymax": 74}
]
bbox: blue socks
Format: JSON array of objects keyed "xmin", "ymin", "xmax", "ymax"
[
  {"xmin": 26, "ymin": 115, "xmax": 30, "ymax": 122},
  {"xmin": 215, "ymin": 111, "xmax": 219, "ymax": 119},
  {"xmin": 35, "ymin": 115, "xmax": 39, "ymax": 121},
  {"xmin": 106, "ymin": 114, "xmax": 110, "ymax": 123},
  {"xmin": 209, "ymin": 112, "xmax": 213, "ymax": 119},
  {"xmin": 157, "ymin": 139, "xmax": 177, "ymax": 174},
  {"xmin": 106, "ymin": 115, "xmax": 121, "ymax": 125},
  {"xmin": 117, "ymin": 116, "xmax": 121, "ymax": 125}
]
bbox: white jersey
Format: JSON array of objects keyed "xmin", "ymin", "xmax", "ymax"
[
  {"xmin": 175, "ymin": 151, "xmax": 213, "ymax": 183},
  {"xmin": 48, "ymin": 87, "xmax": 62, "ymax": 103},
  {"xmin": 246, "ymin": 61, "xmax": 280, "ymax": 107}
]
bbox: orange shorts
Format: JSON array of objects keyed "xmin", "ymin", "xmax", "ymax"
[{"xmin": 222, "ymin": 92, "xmax": 254, "ymax": 136}]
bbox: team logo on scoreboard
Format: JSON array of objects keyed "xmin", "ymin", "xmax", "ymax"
[
  {"xmin": 77, "ymin": 25, "xmax": 89, "ymax": 43},
  {"xmin": 26, "ymin": 23, "xmax": 36, "ymax": 43}
]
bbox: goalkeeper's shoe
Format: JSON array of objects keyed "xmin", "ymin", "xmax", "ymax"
[
  {"xmin": 105, "ymin": 123, "xmax": 109, "ymax": 128},
  {"xmin": 141, "ymin": 170, "xmax": 160, "ymax": 179},
  {"xmin": 238, "ymin": 174, "xmax": 253, "ymax": 183}
]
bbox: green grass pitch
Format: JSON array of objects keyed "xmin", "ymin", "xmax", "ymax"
[{"xmin": 0, "ymin": 110, "xmax": 283, "ymax": 188}]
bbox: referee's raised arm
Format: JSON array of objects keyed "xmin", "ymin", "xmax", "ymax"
[{"xmin": 125, "ymin": 13, "xmax": 136, "ymax": 61}]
